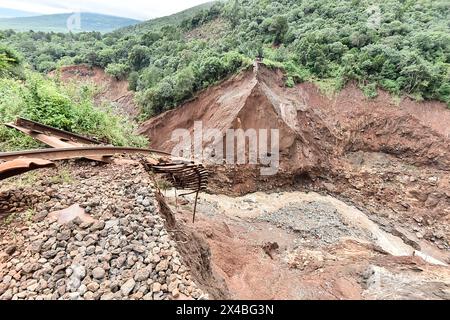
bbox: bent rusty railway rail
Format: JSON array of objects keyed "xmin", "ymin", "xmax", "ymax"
[
  {"xmin": 1, "ymin": 118, "xmax": 209, "ymax": 222},
  {"xmin": 6, "ymin": 118, "xmax": 108, "ymax": 162},
  {"xmin": 0, "ymin": 158, "xmax": 55, "ymax": 181},
  {"xmin": 0, "ymin": 118, "xmax": 171, "ymax": 179},
  {"xmin": 0, "ymin": 146, "xmax": 171, "ymax": 162},
  {"xmin": 7, "ymin": 118, "xmax": 102, "ymax": 145}
]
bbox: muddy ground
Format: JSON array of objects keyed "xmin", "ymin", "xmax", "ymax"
[
  {"xmin": 50, "ymin": 65, "xmax": 140, "ymax": 119},
  {"xmin": 1, "ymin": 159, "xmax": 449, "ymax": 300}
]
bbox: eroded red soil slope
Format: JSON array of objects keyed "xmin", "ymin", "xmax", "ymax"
[{"xmin": 139, "ymin": 64, "xmax": 450, "ymax": 250}]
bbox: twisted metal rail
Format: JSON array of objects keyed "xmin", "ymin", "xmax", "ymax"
[
  {"xmin": 142, "ymin": 159, "xmax": 209, "ymax": 223},
  {"xmin": 0, "ymin": 146, "xmax": 171, "ymax": 162},
  {"xmin": 1, "ymin": 118, "xmax": 209, "ymax": 223}
]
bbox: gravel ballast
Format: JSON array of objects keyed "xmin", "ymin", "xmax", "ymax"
[{"xmin": 0, "ymin": 162, "xmax": 205, "ymax": 300}]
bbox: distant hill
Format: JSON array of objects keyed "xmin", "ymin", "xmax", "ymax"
[
  {"xmin": 118, "ymin": 1, "xmax": 216, "ymax": 34},
  {"xmin": 0, "ymin": 8, "xmax": 38, "ymax": 18},
  {"xmin": 0, "ymin": 12, "xmax": 140, "ymax": 33}
]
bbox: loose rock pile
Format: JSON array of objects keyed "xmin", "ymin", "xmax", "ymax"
[
  {"xmin": 0, "ymin": 163, "xmax": 205, "ymax": 300},
  {"xmin": 260, "ymin": 201, "xmax": 370, "ymax": 245}
]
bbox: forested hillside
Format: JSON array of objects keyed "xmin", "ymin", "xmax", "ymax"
[
  {"xmin": 0, "ymin": 45, "xmax": 146, "ymax": 151},
  {"xmin": 1, "ymin": 0, "xmax": 449, "ymax": 117}
]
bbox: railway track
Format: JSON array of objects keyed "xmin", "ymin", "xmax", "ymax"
[
  {"xmin": 0, "ymin": 146, "xmax": 171, "ymax": 162},
  {"xmin": 1, "ymin": 119, "xmax": 209, "ymax": 220},
  {"xmin": 0, "ymin": 158, "xmax": 55, "ymax": 181},
  {"xmin": 0, "ymin": 118, "xmax": 172, "ymax": 180},
  {"xmin": 6, "ymin": 118, "xmax": 102, "ymax": 145},
  {"xmin": 6, "ymin": 118, "xmax": 107, "ymax": 162}
]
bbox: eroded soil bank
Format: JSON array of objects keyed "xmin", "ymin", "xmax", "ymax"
[
  {"xmin": 169, "ymin": 190, "xmax": 450, "ymax": 300},
  {"xmin": 140, "ymin": 64, "xmax": 450, "ymax": 250},
  {"xmin": 139, "ymin": 64, "xmax": 450, "ymax": 299}
]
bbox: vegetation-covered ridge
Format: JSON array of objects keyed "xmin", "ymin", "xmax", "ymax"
[
  {"xmin": 0, "ymin": 45, "xmax": 147, "ymax": 151},
  {"xmin": 0, "ymin": 12, "xmax": 140, "ymax": 33},
  {"xmin": 0, "ymin": 0, "xmax": 449, "ymax": 118}
]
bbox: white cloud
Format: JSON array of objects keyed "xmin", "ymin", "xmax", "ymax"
[{"xmin": 0, "ymin": 0, "xmax": 213, "ymax": 20}]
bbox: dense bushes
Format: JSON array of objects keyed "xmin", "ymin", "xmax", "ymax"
[{"xmin": 0, "ymin": 59, "xmax": 147, "ymax": 151}]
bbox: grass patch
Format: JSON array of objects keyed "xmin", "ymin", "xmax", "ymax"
[
  {"xmin": 4, "ymin": 211, "xmax": 18, "ymax": 225},
  {"xmin": 313, "ymin": 78, "xmax": 343, "ymax": 98},
  {"xmin": 24, "ymin": 208, "xmax": 35, "ymax": 224},
  {"xmin": 1, "ymin": 171, "xmax": 40, "ymax": 190}
]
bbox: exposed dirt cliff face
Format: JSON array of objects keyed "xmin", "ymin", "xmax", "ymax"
[
  {"xmin": 138, "ymin": 64, "xmax": 450, "ymax": 250},
  {"xmin": 51, "ymin": 65, "xmax": 140, "ymax": 119}
]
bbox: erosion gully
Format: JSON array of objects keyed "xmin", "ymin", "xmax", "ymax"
[{"xmin": 166, "ymin": 187, "xmax": 450, "ymax": 300}]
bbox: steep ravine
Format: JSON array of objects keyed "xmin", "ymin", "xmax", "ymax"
[{"xmin": 167, "ymin": 190, "xmax": 449, "ymax": 300}]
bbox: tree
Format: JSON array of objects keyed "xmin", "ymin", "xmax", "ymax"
[
  {"xmin": 84, "ymin": 51, "xmax": 100, "ymax": 67},
  {"xmin": 138, "ymin": 66, "xmax": 163, "ymax": 90},
  {"xmin": 128, "ymin": 71, "xmax": 139, "ymax": 91},
  {"xmin": 98, "ymin": 48, "xmax": 116, "ymax": 68},
  {"xmin": 270, "ymin": 15, "xmax": 289, "ymax": 45},
  {"xmin": 1, "ymin": 0, "xmax": 449, "ymax": 112},
  {"xmin": 0, "ymin": 45, "xmax": 23, "ymax": 78},
  {"xmin": 0, "ymin": 53, "xmax": 12, "ymax": 76},
  {"xmin": 129, "ymin": 45, "xmax": 150, "ymax": 71},
  {"xmin": 174, "ymin": 67, "xmax": 195, "ymax": 103},
  {"xmin": 197, "ymin": 56, "xmax": 226, "ymax": 87},
  {"xmin": 225, "ymin": 0, "xmax": 240, "ymax": 28},
  {"xmin": 36, "ymin": 54, "xmax": 57, "ymax": 73},
  {"xmin": 141, "ymin": 32, "xmax": 161, "ymax": 46}
]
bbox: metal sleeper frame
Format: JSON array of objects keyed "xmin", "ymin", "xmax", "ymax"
[{"xmin": 142, "ymin": 160, "xmax": 209, "ymax": 223}]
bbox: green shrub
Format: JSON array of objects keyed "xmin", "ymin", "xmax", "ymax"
[
  {"xmin": 285, "ymin": 76, "xmax": 295, "ymax": 88},
  {"xmin": 361, "ymin": 82, "xmax": 379, "ymax": 99},
  {"xmin": 0, "ymin": 69, "xmax": 147, "ymax": 151},
  {"xmin": 105, "ymin": 63, "xmax": 129, "ymax": 80},
  {"xmin": 262, "ymin": 58, "xmax": 284, "ymax": 70}
]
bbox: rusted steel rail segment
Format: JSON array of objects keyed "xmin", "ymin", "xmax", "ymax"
[
  {"xmin": 8, "ymin": 118, "xmax": 101, "ymax": 145},
  {"xmin": 142, "ymin": 160, "xmax": 209, "ymax": 223},
  {"xmin": 6, "ymin": 118, "xmax": 108, "ymax": 162},
  {"xmin": 0, "ymin": 146, "xmax": 171, "ymax": 162},
  {"xmin": 0, "ymin": 158, "xmax": 55, "ymax": 181},
  {"xmin": 1, "ymin": 119, "xmax": 209, "ymax": 221}
]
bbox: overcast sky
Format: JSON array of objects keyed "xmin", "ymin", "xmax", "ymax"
[{"xmin": 0, "ymin": 0, "xmax": 213, "ymax": 20}]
